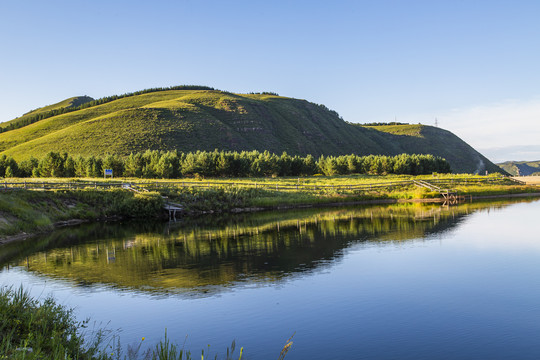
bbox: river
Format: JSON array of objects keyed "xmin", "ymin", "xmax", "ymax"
[{"xmin": 1, "ymin": 199, "xmax": 540, "ymax": 359}]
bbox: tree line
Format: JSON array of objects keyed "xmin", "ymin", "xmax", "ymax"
[
  {"xmin": 247, "ymin": 91, "xmax": 280, "ymax": 96},
  {"xmin": 0, "ymin": 150, "xmax": 451, "ymax": 179},
  {"xmin": 347, "ymin": 121, "xmax": 410, "ymax": 127},
  {"xmin": 0, "ymin": 85, "xmax": 215, "ymax": 133}
]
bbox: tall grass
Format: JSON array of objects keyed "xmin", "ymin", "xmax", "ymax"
[
  {"xmin": 0, "ymin": 189, "xmax": 164, "ymax": 236},
  {"xmin": 0, "ymin": 286, "xmax": 107, "ymax": 359},
  {"xmin": 0, "ymin": 287, "xmax": 289, "ymax": 359}
]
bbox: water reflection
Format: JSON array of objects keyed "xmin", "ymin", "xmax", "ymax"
[{"xmin": 1, "ymin": 199, "xmax": 534, "ymax": 297}]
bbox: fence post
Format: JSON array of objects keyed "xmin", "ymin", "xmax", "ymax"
[{"xmin": 94, "ymin": 182, "xmax": 97, "ymax": 189}]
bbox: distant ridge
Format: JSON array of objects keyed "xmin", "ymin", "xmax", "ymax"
[
  {"xmin": 0, "ymin": 87, "xmax": 502, "ymax": 174},
  {"xmin": 497, "ymin": 160, "xmax": 540, "ymax": 176}
]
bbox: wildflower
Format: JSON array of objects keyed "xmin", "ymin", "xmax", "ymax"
[{"xmin": 142, "ymin": 337, "xmax": 145, "ymax": 341}]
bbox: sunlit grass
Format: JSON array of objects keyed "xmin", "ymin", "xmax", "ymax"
[
  {"xmin": 0, "ymin": 87, "xmax": 502, "ymax": 173},
  {"xmin": 0, "ymin": 174, "xmax": 537, "ymax": 236},
  {"xmin": 0, "ymin": 287, "xmax": 288, "ymax": 359},
  {"xmin": 0, "ymin": 189, "xmax": 163, "ymax": 236}
]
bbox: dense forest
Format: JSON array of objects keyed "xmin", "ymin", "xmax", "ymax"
[{"xmin": 0, "ymin": 150, "xmax": 451, "ymax": 179}]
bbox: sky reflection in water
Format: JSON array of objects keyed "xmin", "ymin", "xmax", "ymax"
[{"xmin": 1, "ymin": 199, "xmax": 540, "ymax": 359}]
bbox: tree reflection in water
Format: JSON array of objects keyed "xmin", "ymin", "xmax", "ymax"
[{"xmin": 2, "ymin": 199, "xmax": 532, "ymax": 297}]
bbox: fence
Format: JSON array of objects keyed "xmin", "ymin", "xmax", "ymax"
[
  {"xmin": 0, "ymin": 179, "xmax": 416, "ymax": 193},
  {"xmin": 0, "ymin": 175, "xmax": 523, "ymax": 194},
  {"xmin": 0, "ymin": 181, "xmax": 125, "ymax": 191},
  {"xmin": 424, "ymin": 176, "xmax": 523, "ymax": 187}
]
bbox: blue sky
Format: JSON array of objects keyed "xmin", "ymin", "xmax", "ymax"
[{"xmin": 1, "ymin": 0, "xmax": 539, "ymax": 162}]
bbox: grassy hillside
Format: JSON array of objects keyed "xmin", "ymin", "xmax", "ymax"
[
  {"xmin": 0, "ymin": 88, "xmax": 500, "ymax": 173},
  {"xmin": 497, "ymin": 160, "xmax": 540, "ymax": 176},
  {"xmin": 0, "ymin": 96, "xmax": 94, "ymax": 132},
  {"xmin": 361, "ymin": 124, "xmax": 501, "ymax": 174},
  {"xmin": 24, "ymin": 96, "xmax": 94, "ymax": 116}
]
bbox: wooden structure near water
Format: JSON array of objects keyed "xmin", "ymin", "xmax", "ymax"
[
  {"xmin": 163, "ymin": 202, "xmax": 183, "ymax": 220},
  {"xmin": 123, "ymin": 185, "xmax": 184, "ymax": 219},
  {"xmin": 413, "ymin": 179, "xmax": 467, "ymax": 205}
]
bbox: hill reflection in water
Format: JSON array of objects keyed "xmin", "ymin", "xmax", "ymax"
[{"xmin": 4, "ymin": 200, "xmax": 528, "ymax": 297}]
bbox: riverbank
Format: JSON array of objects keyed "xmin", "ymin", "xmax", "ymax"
[
  {"xmin": 0, "ymin": 189, "xmax": 164, "ymax": 245},
  {"xmin": 1, "ymin": 175, "xmax": 539, "ymax": 244},
  {"xmin": 4, "ymin": 192, "xmax": 539, "ymax": 359}
]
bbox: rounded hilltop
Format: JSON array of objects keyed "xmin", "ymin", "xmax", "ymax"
[{"xmin": 0, "ymin": 86, "xmax": 501, "ymax": 174}]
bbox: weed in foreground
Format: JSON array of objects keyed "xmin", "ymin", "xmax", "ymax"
[
  {"xmin": 278, "ymin": 333, "xmax": 295, "ymax": 360},
  {"xmin": 0, "ymin": 286, "xmax": 293, "ymax": 359}
]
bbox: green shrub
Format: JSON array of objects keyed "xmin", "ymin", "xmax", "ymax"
[
  {"xmin": 0, "ymin": 286, "xmax": 107, "ymax": 359},
  {"xmin": 0, "ymin": 287, "xmax": 258, "ymax": 360}
]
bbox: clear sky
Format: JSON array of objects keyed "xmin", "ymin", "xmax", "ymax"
[{"xmin": 1, "ymin": 0, "xmax": 539, "ymax": 162}]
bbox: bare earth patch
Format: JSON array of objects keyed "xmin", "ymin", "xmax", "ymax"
[{"xmin": 515, "ymin": 176, "xmax": 540, "ymax": 185}]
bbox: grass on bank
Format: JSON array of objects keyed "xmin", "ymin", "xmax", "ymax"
[
  {"xmin": 0, "ymin": 174, "xmax": 537, "ymax": 236},
  {"xmin": 0, "ymin": 286, "xmax": 105, "ymax": 359},
  {"xmin": 0, "ymin": 172, "xmax": 519, "ymax": 187},
  {"xmin": 0, "ymin": 287, "xmax": 255, "ymax": 360},
  {"xmin": 0, "ymin": 189, "xmax": 163, "ymax": 236}
]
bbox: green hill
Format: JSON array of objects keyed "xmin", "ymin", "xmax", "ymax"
[
  {"xmin": 23, "ymin": 96, "xmax": 94, "ymax": 116},
  {"xmin": 497, "ymin": 160, "xmax": 540, "ymax": 176},
  {"xmin": 0, "ymin": 96, "xmax": 94, "ymax": 132},
  {"xmin": 0, "ymin": 88, "xmax": 501, "ymax": 174},
  {"xmin": 360, "ymin": 124, "xmax": 500, "ymax": 174}
]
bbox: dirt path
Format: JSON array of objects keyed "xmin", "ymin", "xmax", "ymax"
[{"xmin": 514, "ymin": 176, "xmax": 540, "ymax": 185}]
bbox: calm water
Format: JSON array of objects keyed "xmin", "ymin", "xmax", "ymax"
[{"xmin": 2, "ymin": 199, "xmax": 540, "ymax": 359}]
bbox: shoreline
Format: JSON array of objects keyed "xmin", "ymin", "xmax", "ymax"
[
  {"xmin": 2, "ymin": 191, "xmax": 540, "ymax": 247},
  {"xmin": 231, "ymin": 192, "xmax": 540, "ymax": 213},
  {"xmin": 0, "ymin": 218, "xmax": 107, "ymax": 247}
]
